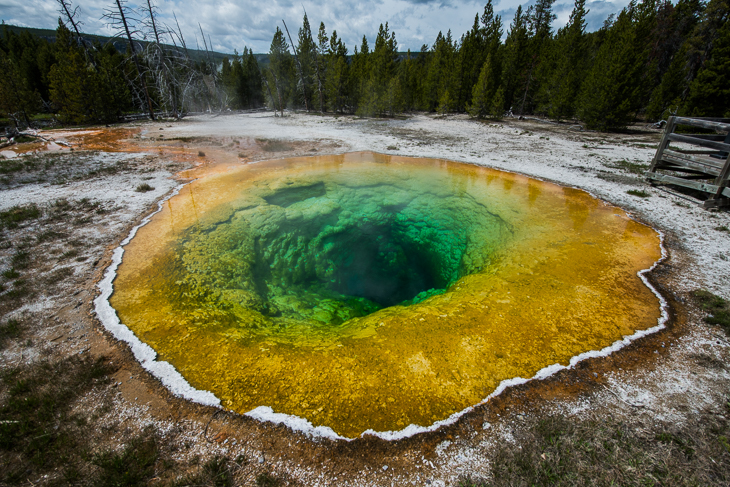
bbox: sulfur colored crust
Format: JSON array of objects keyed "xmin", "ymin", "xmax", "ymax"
[{"xmin": 109, "ymin": 152, "xmax": 663, "ymax": 438}]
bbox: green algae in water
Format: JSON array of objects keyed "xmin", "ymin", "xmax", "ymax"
[
  {"xmin": 111, "ymin": 152, "xmax": 663, "ymax": 437},
  {"xmin": 175, "ymin": 168, "xmax": 512, "ymax": 342}
]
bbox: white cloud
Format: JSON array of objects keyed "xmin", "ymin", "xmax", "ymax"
[{"xmin": 0, "ymin": 0, "xmax": 634, "ymax": 54}]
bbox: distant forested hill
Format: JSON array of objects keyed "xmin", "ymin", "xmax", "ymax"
[{"xmin": 0, "ymin": 23, "xmax": 231, "ymax": 64}]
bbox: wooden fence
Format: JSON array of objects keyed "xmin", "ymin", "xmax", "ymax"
[{"xmin": 646, "ymin": 116, "xmax": 730, "ymax": 209}]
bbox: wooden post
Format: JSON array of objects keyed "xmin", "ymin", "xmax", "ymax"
[{"xmin": 648, "ymin": 116, "xmax": 676, "ymax": 173}]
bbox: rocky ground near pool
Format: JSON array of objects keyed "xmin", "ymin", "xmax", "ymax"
[{"xmin": 1, "ymin": 111, "xmax": 730, "ymax": 486}]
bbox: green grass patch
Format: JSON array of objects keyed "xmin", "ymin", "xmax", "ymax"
[
  {"xmin": 2, "ymin": 268, "xmax": 19, "ymax": 279},
  {"xmin": 92, "ymin": 434, "xmax": 159, "ymax": 487},
  {"xmin": 61, "ymin": 249, "xmax": 79, "ymax": 260},
  {"xmin": 610, "ymin": 159, "xmax": 649, "ymax": 174},
  {"xmin": 0, "ymin": 319, "xmax": 22, "ymax": 349},
  {"xmin": 171, "ymin": 456, "xmax": 233, "ymax": 487},
  {"xmin": 693, "ymin": 290, "xmax": 730, "ymax": 334},
  {"xmin": 462, "ymin": 411, "xmax": 730, "ymax": 486},
  {"xmin": 14, "ymin": 135, "xmax": 36, "ymax": 144},
  {"xmin": 10, "ymin": 251, "xmax": 29, "ymax": 270},
  {"xmin": 45, "ymin": 267, "xmax": 74, "ymax": 284},
  {"xmin": 0, "ymin": 159, "xmax": 25, "ymax": 175},
  {"xmin": 255, "ymin": 471, "xmax": 281, "ymax": 487},
  {"xmin": 0, "ymin": 356, "xmax": 116, "ymax": 483},
  {"xmin": 0, "ymin": 204, "xmax": 41, "ymax": 229},
  {"xmin": 627, "ymin": 189, "xmax": 651, "ymax": 198},
  {"xmin": 36, "ymin": 229, "xmax": 67, "ymax": 243},
  {"xmin": 135, "ymin": 183, "xmax": 154, "ymax": 192},
  {"xmin": 0, "ymin": 279, "xmax": 31, "ymax": 304}
]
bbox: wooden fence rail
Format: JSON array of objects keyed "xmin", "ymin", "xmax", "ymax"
[{"xmin": 646, "ymin": 116, "xmax": 730, "ymax": 209}]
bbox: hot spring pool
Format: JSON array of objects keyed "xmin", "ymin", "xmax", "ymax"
[{"xmin": 104, "ymin": 152, "xmax": 663, "ymax": 438}]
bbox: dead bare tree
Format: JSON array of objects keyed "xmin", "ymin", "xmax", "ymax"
[
  {"xmin": 140, "ymin": 0, "xmax": 180, "ymax": 118},
  {"xmin": 104, "ymin": 0, "xmax": 155, "ymax": 120},
  {"xmin": 261, "ymin": 73, "xmax": 278, "ymax": 117},
  {"xmin": 56, "ymin": 0, "xmax": 93, "ymax": 62},
  {"xmin": 282, "ymin": 19, "xmax": 309, "ymax": 112},
  {"xmin": 162, "ymin": 15, "xmax": 213, "ymax": 114}
]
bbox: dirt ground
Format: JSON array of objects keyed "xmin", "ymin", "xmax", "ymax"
[{"xmin": 1, "ymin": 111, "xmax": 730, "ymax": 486}]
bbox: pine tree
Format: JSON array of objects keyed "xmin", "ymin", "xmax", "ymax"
[
  {"xmin": 669, "ymin": 0, "xmax": 729, "ymax": 117},
  {"xmin": 325, "ymin": 31, "xmax": 349, "ymax": 113},
  {"xmin": 518, "ymin": 0, "xmax": 557, "ymax": 115},
  {"xmin": 423, "ymin": 30, "xmax": 458, "ymax": 112},
  {"xmin": 91, "ymin": 42, "xmax": 133, "ymax": 121},
  {"xmin": 456, "ymin": 16, "xmax": 487, "ymax": 111},
  {"xmin": 468, "ymin": 53, "xmax": 496, "ymax": 118},
  {"xmin": 1, "ymin": 27, "xmax": 53, "ymax": 105},
  {"xmin": 350, "ymin": 36, "xmax": 370, "ymax": 112},
  {"xmin": 645, "ymin": 0, "xmax": 704, "ymax": 120},
  {"xmin": 268, "ymin": 27, "xmax": 294, "ymax": 115},
  {"xmin": 220, "ymin": 55, "xmax": 234, "ymax": 106},
  {"xmin": 49, "ymin": 21, "xmax": 92, "ymax": 123},
  {"xmin": 295, "ymin": 13, "xmax": 316, "ymax": 110},
  {"xmin": 314, "ymin": 22, "xmax": 329, "ymax": 112},
  {"xmin": 498, "ymin": 6, "xmax": 530, "ymax": 115},
  {"xmin": 245, "ymin": 49, "xmax": 264, "ymax": 108},
  {"xmin": 577, "ymin": 4, "xmax": 645, "ymax": 130},
  {"xmin": 537, "ymin": 0, "xmax": 588, "ymax": 120},
  {"xmin": 0, "ymin": 49, "xmax": 39, "ymax": 128},
  {"xmin": 683, "ymin": 16, "xmax": 730, "ymax": 116},
  {"xmin": 358, "ymin": 23, "xmax": 398, "ymax": 116}
]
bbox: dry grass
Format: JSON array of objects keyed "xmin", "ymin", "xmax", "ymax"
[
  {"xmin": 627, "ymin": 189, "xmax": 651, "ymax": 198},
  {"xmin": 135, "ymin": 183, "xmax": 154, "ymax": 192},
  {"xmin": 256, "ymin": 138, "xmax": 294, "ymax": 152},
  {"xmin": 459, "ymin": 409, "xmax": 730, "ymax": 486},
  {"xmin": 693, "ymin": 290, "xmax": 730, "ymax": 334}
]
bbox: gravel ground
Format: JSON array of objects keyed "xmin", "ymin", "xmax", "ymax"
[{"xmin": 1, "ymin": 111, "xmax": 729, "ymax": 486}]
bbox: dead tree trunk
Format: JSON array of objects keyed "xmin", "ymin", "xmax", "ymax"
[
  {"xmin": 145, "ymin": 0, "xmax": 178, "ymax": 118},
  {"xmin": 56, "ymin": 0, "xmax": 96, "ymax": 66},
  {"xmin": 115, "ymin": 0, "xmax": 155, "ymax": 120},
  {"xmin": 282, "ymin": 19, "xmax": 309, "ymax": 112},
  {"xmin": 313, "ymin": 50, "xmax": 325, "ymax": 113},
  {"xmin": 262, "ymin": 77, "xmax": 277, "ymax": 117}
]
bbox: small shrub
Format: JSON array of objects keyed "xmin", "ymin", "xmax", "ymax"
[
  {"xmin": 627, "ymin": 189, "xmax": 651, "ymax": 198},
  {"xmin": 0, "ymin": 204, "xmax": 41, "ymax": 229},
  {"xmin": 170, "ymin": 456, "xmax": 232, "ymax": 487},
  {"xmin": 0, "ymin": 356, "xmax": 116, "ymax": 482},
  {"xmin": 610, "ymin": 159, "xmax": 649, "ymax": 174},
  {"xmin": 256, "ymin": 472, "xmax": 280, "ymax": 487},
  {"xmin": 198, "ymin": 151, "xmax": 206, "ymax": 157},
  {"xmin": 256, "ymin": 139, "xmax": 293, "ymax": 152},
  {"xmin": 1, "ymin": 280, "xmax": 30, "ymax": 303},
  {"xmin": 692, "ymin": 290, "xmax": 730, "ymax": 333},
  {"xmin": 715, "ymin": 226, "xmax": 729, "ymax": 233},
  {"xmin": 92, "ymin": 436, "xmax": 158, "ymax": 487},
  {"xmin": 10, "ymin": 251, "xmax": 29, "ymax": 269},
  {"xmin": 61, "ymin": 249, "xmax": 79, "ymax": 260},
  {"xmin": 2, "ymin": 268, "xmax": 19, "ymax": 279},
  {"xmin": 45, "ymin": 267, "xmax": 74, "ymax": 284},
  {"xmin": 135, "ymin": 183, "xmax": 154, "ymax": 193},
  {"xmin": 37, "ymin": 230, "xmax": 67, "ymax": 243},
  {"xmin": 0, "ymin": 319, "xmax": 22, "ymax": 348}
]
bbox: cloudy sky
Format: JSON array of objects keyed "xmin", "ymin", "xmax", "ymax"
[{"xmin": 1, "ymin": 0, "xmax": 632, "ymax": 54}]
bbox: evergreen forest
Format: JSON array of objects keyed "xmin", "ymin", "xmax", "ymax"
[{"xmin": 1, "ymin": 0, "xmax": 728, "ymax": 131}]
